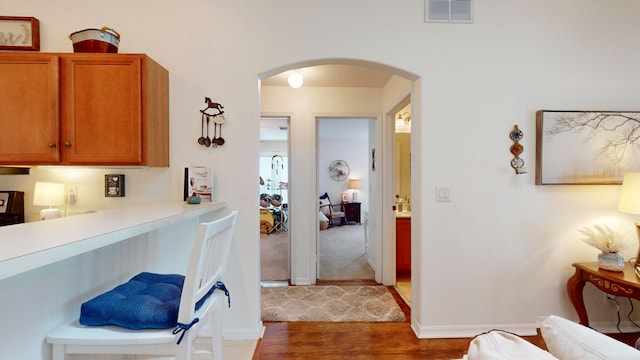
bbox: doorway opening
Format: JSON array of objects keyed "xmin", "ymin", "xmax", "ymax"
[
  {"xmin": 258, "ymin": 60, "xmax": 418, "ymax": 291},
  {"xmin": 392, "ymin": 101, "xmax": 412, "ymax": 306},
  {"xmin": 259, "ymin": 116, "xmax": 290, "ymax": 283},
  {"xmin": 317, "ymin": 117, "xmax": 374, "ymax": 281}
]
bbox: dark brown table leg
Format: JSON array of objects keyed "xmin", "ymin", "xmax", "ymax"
[{"xmin": 566, "ymin": 268, "xmax": 589, "ymax": 326}]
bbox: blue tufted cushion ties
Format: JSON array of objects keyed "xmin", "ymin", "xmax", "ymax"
[
  {"xmin": 79, "ymin": 272, "xmax": 231, "ymax": 331},
  {"xmin": 79, "ymin": 272, "xmax": 185, "ymax": 330}
]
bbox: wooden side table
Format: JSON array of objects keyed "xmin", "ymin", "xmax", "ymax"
[{"xmin": 567, "ymin": 262, "xmax": 640, "ymax": 326}]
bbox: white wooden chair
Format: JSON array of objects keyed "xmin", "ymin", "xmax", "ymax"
[{"xmin": 46, "ymin": 210, "xmax": 239, "ymax": 360}]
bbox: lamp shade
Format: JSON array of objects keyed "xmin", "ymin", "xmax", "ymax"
[
  {"xmin": 348, "ymin": 179, "xmax": 361, "ymax": 190},
  {"xmin": 618, "ymin": 173, "xmax": 640, "ymax": 215},
  {"xmin": 33, "ymin": 182, "xmax": 65, "ymax": 207}
]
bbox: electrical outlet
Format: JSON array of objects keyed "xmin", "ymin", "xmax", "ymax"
[{"xmin": 66, "ymin": 186, "xmax": 77, "ymax": 204}]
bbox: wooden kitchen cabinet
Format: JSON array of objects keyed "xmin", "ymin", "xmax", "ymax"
[
  {"xmin": 0, "ymin": 53, "xmax": 60, "ymax": 163},
  {"xmin": 0, "ymin": 53, "xmax": 169, "ymax": 167}
]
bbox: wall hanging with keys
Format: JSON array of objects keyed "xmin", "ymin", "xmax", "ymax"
[{"xmin": 197, "ymin": 97, "xmax": 226, "ymax": 148}]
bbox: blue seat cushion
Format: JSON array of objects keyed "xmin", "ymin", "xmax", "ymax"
[{"xmin": 79, "ymin": 272, "xmax": 185, "ymax": 330}]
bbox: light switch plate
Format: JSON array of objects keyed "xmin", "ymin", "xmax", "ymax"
[{"xmin": 435, "ymin": 186, "xmax": 452, "ymax": 202}]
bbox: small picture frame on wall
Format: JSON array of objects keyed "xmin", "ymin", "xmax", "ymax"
[
  {"xmin": 105, "ymin": 174, "xmax": 125, "ymax": 197},
  {"xmin": 0, "ymin": 16, "xmax": 40, "ymax": 51},
  {"xmin": 371, "ymin": 148, "xmax": 376, "ymax": 172}
]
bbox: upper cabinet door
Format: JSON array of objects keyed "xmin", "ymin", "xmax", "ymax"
[
  {"xmin": 0, "ymin": 53, "xmax": 168, "ymax": 167},
  {"xmin": 60, "ymin": 54, "xmax": 144, "ymax": 165},
  {"xmin": 0, "ymin": 54, "xmax": 60, "ymax": 164}
]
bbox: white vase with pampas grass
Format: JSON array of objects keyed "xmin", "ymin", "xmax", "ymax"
[{"xmin": 578, "ymin": 224, "xmax": 633, "ymax": 272}]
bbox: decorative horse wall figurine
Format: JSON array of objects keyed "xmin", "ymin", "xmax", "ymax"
[{"xmin": 201, "ymin": 97, "xmax": 224, "ymax": 116}]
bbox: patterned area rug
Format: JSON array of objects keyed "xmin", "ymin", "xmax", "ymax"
[{"xmin": 261, "ymin": 285, "xmax": 406, "ymax": 322}]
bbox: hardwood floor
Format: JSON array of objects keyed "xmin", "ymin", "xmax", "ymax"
[
  {"xmin": 253, "ymin": 322, "xmax": 481, "ymax": 359},
  {"xmin": 252, "ymin": 280, "xmax": 640, "ymax": 359},
  {"xmin": 252, "ymin": 281, "xmax": 546, "ymax": 359}
]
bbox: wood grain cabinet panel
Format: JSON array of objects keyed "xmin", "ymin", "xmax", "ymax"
[
  {"xmin": 0, "ymin": 53, "xmax": 60, "ymax": 163},
  {"xmin": 396, "ymin": 217, "xmax": 411, "ymax": 272},
  {"xmin": 0, "ymin": 53, "xmax": 168, "ymax": 167}
]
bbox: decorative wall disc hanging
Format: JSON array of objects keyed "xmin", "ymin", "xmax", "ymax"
[
  {"xmin": 329, "ymin": 160, "xmax": 350, "ymax": 181},
  {"xmin": 509, "ymin": 124, "xmax": 526, "ymax": 174}
]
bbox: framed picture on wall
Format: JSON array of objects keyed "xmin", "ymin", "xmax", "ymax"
[
  {"xmin": 536, "ymin": 110, "xmax": 640, "ymax": 185},
  {"xmin": 371, "ymin": 148, "xmax": 376, "ymax": 172}
]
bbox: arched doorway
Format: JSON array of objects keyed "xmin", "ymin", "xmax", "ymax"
[{"xmin": 258, "ymin": 59, "xmax": 419, "ymax": 301}]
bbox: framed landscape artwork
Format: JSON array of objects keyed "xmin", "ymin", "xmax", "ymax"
[{"xmin": 536, "ymin": 110, "xmax": 640, "ymax": 185}]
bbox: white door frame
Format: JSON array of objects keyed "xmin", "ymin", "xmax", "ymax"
[{"xmin": 380, "ymin": 96, "xmax": 411, "ymax": 286}]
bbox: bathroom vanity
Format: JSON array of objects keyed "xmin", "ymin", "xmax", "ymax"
[{"xmin": 396, "ymin": 212, "xmax": 411, "ymax": 272}]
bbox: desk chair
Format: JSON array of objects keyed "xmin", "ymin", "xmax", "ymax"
[{"xmin": 47, "ymin": 210, "xmax": 239, "ymax": 360}]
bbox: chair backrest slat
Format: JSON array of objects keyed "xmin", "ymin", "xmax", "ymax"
[{"xmin": 177, "ymin": 211, "xmax": 238, "ymax": 324}]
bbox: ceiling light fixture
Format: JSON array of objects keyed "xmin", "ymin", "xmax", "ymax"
[{"xmin": 288, "ymin": 72, "xmax": 303, "ymax": 89}]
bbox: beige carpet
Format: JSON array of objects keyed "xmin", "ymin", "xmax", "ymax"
[
  {"xmin": 260, "ymin": 224, "xmax": 374, "ymax": 281},
  {"xmin": 260, "ymin": 231, "xmax": 289, "ymax": 281},
  {"xmin": 319, "ymin": 224, "xmax": 374, "ymax": 280},
  {"xmin": 261, "ymin": 285, "xmax": 406, "ymax": 322}
]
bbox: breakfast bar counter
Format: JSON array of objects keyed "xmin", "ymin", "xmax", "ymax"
[
  {"xmin": 0, "ymin": 201, "xmax": 226, "ymax": 281},
  {"xmin": 0, "ymin": 200, "xmax": 229, "ymax": 359}
]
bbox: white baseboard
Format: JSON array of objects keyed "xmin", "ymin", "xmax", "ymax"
[
  {"xmin": 223, "ymin": 321, "xmax": 265, "ymax": 340},
  {"xmin": 411, "ymin": 319, "xmax": 538, "ymax": 339},
  {"xmin": 198, "ymin": 318, "xmax": 264, "ymax": 340},
  {"xmin": 411, "ymin": 317, "xmax": 640, "ymax": 339},
  {"xmin": 292, "ymin": 277, "xmax": 313, "ymax": 285},
  {"xmin": 586, "ymin": 320, "xmax": 640, "ymax": 334}
]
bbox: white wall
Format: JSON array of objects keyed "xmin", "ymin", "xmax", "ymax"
[
  {"xmin": 318, "ymin": 119, "xmax": 370, "ymax": 209},
  {"xmin": 1, "ymin": 0, "xmax": 639, "ymax": 346}
]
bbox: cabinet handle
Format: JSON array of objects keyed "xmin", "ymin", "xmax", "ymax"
[
  {"xmin": 47, "ymin": 142, "xmax": 56, "ymax": 148},
  {"xmin": 64, "ymin": 142, "xmax": 71, "ymax": 147}
]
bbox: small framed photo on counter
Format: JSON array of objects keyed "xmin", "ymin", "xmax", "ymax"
[
  {"xmin": 0, "ymin": 16, "xmax": 40, "ymax": 51},
  {"xmin": 183, "ymin": 166, "xmax": 213, "ymax": 202}
]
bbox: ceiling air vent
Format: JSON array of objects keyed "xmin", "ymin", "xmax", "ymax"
[{"xmin": 425, "ymin": 0, "xmax": 472, "ymax": 23}]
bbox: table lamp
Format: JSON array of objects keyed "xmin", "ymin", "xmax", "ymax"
[
  {"xmin": 618, "ymin": 173, "xmax": 640, "ymax": 270},
  {"xmin": 348, "ymin": 179, "xmax": 361, "ymax": 202},
  {"xmin": 33, "ymin": 181, "xmax": 65, "ymax": 220}
]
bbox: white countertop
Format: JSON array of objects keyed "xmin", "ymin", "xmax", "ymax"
[
  {"xmin": 395, "ymin": 211, "xmax": 411, "ymax": 218},
  {"xmin": 0, "ymin": 201, "xmax": 226, "ymax": 281}
]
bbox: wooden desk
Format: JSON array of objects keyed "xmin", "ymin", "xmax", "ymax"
[{"xmin": 567, "ymin": 262, "xmax": 640, "ymax": 326}]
